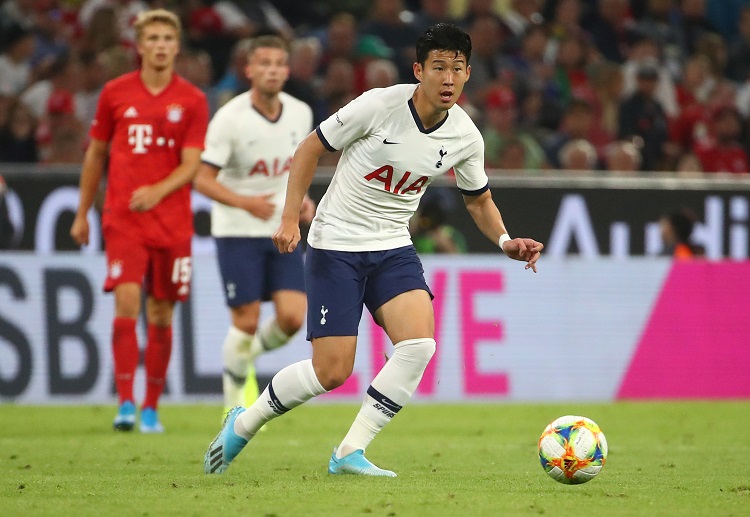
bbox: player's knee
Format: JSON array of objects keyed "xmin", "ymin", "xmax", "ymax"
[
  {"xmin": 147, "ymin": 300, "xmax": 174, "ymax": 327},
  {"xmin": 231, "ymin": 315, "xmax": 259, "ymax": 335},
  {"xmin": 314, "ymin": 363, "xmax": 354, "ymax": 391},
  {"xmin": 276, "ymin": 312, "xmax": 304, "ymax": 335},
  {"xmin": 394, "ymin": 338, "xmax": 436, "ymax": 367},
  {"xmin": 234, "ymin": 321, "xmax": 258, "ymax": 335}
]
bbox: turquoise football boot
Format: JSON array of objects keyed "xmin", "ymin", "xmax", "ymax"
[
  {"xmin": 328, "ymin": 449, "xmax": 396, "ymax": 477},
  {"xmin": 204, "ymin": 406, "xmax": 249, "ymax": 474}
]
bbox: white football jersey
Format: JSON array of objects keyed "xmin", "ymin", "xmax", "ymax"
[
  {"xmin": 309, "ymin": 83, "xmax": 488, "ymax": 251},
  {"xmin": 201, "ymin": 90, "xmax": 313, "ymax": 237}
]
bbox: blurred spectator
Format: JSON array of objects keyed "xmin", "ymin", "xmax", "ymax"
[
  {"xmin": 726, "ymin": 5, "xmax": 750, "ymax": 82},
  {"xmin": 237, "ymin": 0, "xmax": 294, "ymax": 41},
  {"xmin": 675, "ymin": 152, "xmax": 704, "ymax": 175},
  {"xmin": 37, "ymin": 89, "xmax": 85, "ymax": 163},
  {"xmin": 460, "ymin": 0, "xmax": 504, "ymax": 28},
  {"xmin": 545, "ymin": 0, "xmax": 586, "ymax": 59},
  {"xmin": 74, "ymin": 51, "xmax": 109, "ymax": 127},
  {"xmin": 185, "ymin": 0, "xmax": 256, "ymax": 83},
  {"xmin": 353, "ymin": 34, "xmax": 395, "ymax": 93},
  {"xmin": 77, "ymin": 0, "xmax": 149, "ymax": 49},
  {"xmin": 364, "ymin": 58, "xmax": 399, "ymax": 90},
  {"xmin": 215, "ymin": 38, "xmax": 252, "ymax": 107},
  {"xmin": 0, "ymin": 0, "xmax": 35, "ymax": 34},
  {"xmin": 669, "ymin": 54, "xmax": 712, "ymax": 156},
  {"xmin": 316, "ymin": 12, "xmax": 358, "ymax": 73},
  {"xmin": 412, "ymin": 0, "xmax": 457, "ymax": 32},
  {"xmin": 559, "ymin": 137, "xmax": 598, "ymax": 172},
  {"xmin": 603, "ymin": 140, "xmax": 642, "ymax": 173},
  {"xmin": 494, "ymin": 136, "xmax": 528, "ymax": 172},
  {"xmin": 463, "ymin": 14, "xmax": 506, "ymax": 107},
  {"xmin": 410, "ymin": 199, "xmax": 467, "ymax": 254},
  {"xmin": 516, "ymin": 83, "xmax": 558, "ymax": 143},
  {"xmin": 659, "ymin": 206, "xmax": 705, "ymax": 259},
  {"xmin": 674, "ymin": 0, "xmax": 717, "ymax": 58},
  {"xmin": 583, "ymin": 0, "xmax": 633, "ymax": 63},
  {"xmin": 77, "ymin": 5, "xmax": 134, "ymax": 80},
  {"xmin": 21, "ymin": 52, "xmax": 82, "ymax": 119},
  {"xmin": 499, "ymin": 0, "xmax": 544, "ymax": 55},
  {"xmin": 175, "ymin": 48, "xmax": 217, "ymax": 114},
  {"xmin": 505, "ymin": 23, "xmax": 552, "ymax": 98},
  {"xmin": 543, "ymin": 97, "xmax": 594, "ymax": 167},
  {"xmin": 621, "ymin": 36, "xmax": 679, "ymax": 118},
  {"xmin": 284, "ymin": 37, "xmax": 323, "ymax": 115},
  {"xmin": 0, "ymin": 99, "xmax": 38, "ymax": 162},
  {"xmin": 0, "ymin": 93, "xmax": 12, "ymax": 129},
  {"xmin": 482, "ymin": 86, "xmax": 547, "ymax": 171},
  {"xmin": 360, "ymin": 0, "xmax": 421, "ymax": 82},
  {"xmin": 549, "ymin": 33, "xmax": 595, "ymax": 108},
  {"xmin": 30, "ymin": 1, "xmax": 74, "ymax": 67},
  {"xmin": 633, "ymin": 0, "xmax": 683, "ymax": 70},
  {"xmin": 315, "ymin": 57, "xmax": 356, "ymax": 132},
  {"xmin": 259, "ymin": 0, "xmax": 329, "ymax": 32},
  {"xmin": 618, "ymin": 58, "xmax": 670, "ymax": 171},
  {"xmin": 693, "ymin": 106, "xmax": 749, "ymax": 174},
  {"xmin": 693, "ymin": 32, "xmax": 736, "ymax": 108},
  {"xmin": 705, "ymin": 0, "xmax": 748, "ymax": 42},
  {"xmin": 0, "ymin": 24, "xmax": 36, "ymax": 96},
  {"xmin": 589, "ymin": 60, "xmax": 623, "ymax": 148}
]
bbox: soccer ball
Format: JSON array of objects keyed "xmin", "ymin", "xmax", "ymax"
[{"xmin": 538, "ymin": 415, "xmax": 608, "ymax": 485}]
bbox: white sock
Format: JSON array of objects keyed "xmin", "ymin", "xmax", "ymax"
[
  {"xmin": 221, "ymin": 326, "xmax": 254, "ymax": 408},
  {"xmin": 234, "ymin": 359, "xmax": 327, "ymax": 439},
  {"xmin": 256, "ymin": 318, "xmax": 293, "ymax": 353},
  {"xmin": 336, "ymin": 338, "xmax": 436, "ymax": 458}
]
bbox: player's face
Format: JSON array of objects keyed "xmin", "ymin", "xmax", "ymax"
[
  {"xmin": 246, "ymin": 47, "xmax": 290, "ymax": 95},
  {"xmin": 413, "ymin": 50, "xmax": 470, "ymax": 111},
  {"xmin": 137, "ymin": 22, "xmax": 180, "ymax": 72}
]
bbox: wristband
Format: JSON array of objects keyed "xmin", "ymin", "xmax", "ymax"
[{"xmin": 499, "ymin": 233, "xmax": 511, "ymax": 250}]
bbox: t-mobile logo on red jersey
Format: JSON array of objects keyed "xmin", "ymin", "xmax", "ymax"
[
  {"xmin": 128, "ymin": 124, "xmax": 153, "ymax": 154},
  {"xmin": 128, "ymin": 124, "xmax": 175, "ymax": 154}
]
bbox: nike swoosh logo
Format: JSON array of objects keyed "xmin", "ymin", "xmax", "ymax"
[{"xmin": 383, "ymin": 138, "xmax": 400, "ymax": 144}]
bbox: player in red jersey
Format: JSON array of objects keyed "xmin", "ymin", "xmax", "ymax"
[{"xmin": 70, "ymin": 9, "xmax": 209, "ymax": 433}]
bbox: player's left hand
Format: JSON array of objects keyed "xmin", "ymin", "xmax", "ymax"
[
  {"xmin": 130, "ymin": 185, "xmax": 163, "ymax": 212},
  {"xmin": 273, "ymin": 219, "xmax": 301, "ymax": 254},
  {"xmin": 502, "ymin": 238, "xmax": 544, "ymax": 273}
]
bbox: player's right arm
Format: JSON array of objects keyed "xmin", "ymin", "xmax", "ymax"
[
  {"xmin": 272, "ymin": 131, "xmax": 327, "ymax": 253},
  {"xmin": 70, "ymin": 138, "xmax": 108, "ymax": 246},
  {"xmin": 193, "ymin": 162, "xmax": 275, "ymax": 220}
]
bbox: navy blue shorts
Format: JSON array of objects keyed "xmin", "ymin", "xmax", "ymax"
[
  {"xmin": 305, "ymin": 245, "xmax": 433, "ymax": 340},
  {"xmin": 215, "ymin": 237, "xmax": 305, "ymax": 307}
]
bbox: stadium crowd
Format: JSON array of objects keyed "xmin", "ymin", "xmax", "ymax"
[{"xmin": 1, "ymin": 0, "xmax": 750, "ymax": 175}]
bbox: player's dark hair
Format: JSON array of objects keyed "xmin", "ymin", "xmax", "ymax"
[{"xmin": 416, "ymin": 23, "xmax": 472, "ymax": 66}]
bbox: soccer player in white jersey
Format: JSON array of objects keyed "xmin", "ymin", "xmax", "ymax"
[
  {"xmin": 204, "ymin": 23, "xmax": 543, "ymax": 477},
  {"xmin": 194, "ymin": 35, "xmax": 315, "ymax": 416}
]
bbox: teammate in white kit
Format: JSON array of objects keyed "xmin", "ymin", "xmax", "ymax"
[
  {"xmin": 194, "ymin": 35, "xmax": 315, "ymax": 415},
  {"xmin": 205, "ymin": 23, "xmax": 543, "ymax": 477}
]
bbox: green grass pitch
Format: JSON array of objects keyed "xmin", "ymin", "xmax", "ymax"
[{"xmin": 1, "ymin": 402, "xmax": 749, "ymax": 516}]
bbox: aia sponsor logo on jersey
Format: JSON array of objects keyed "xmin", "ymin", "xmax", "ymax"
[
  {"xmin": 248, "ymin": 157, "xmax": 292, "ymax": 177},
  {"xmin": 166, "ymin": 104, "xmax": 184, "ymax": 123},
  {"xmin": 364, "ymin": 165, "xmax": 428, "ymax": 195}
]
